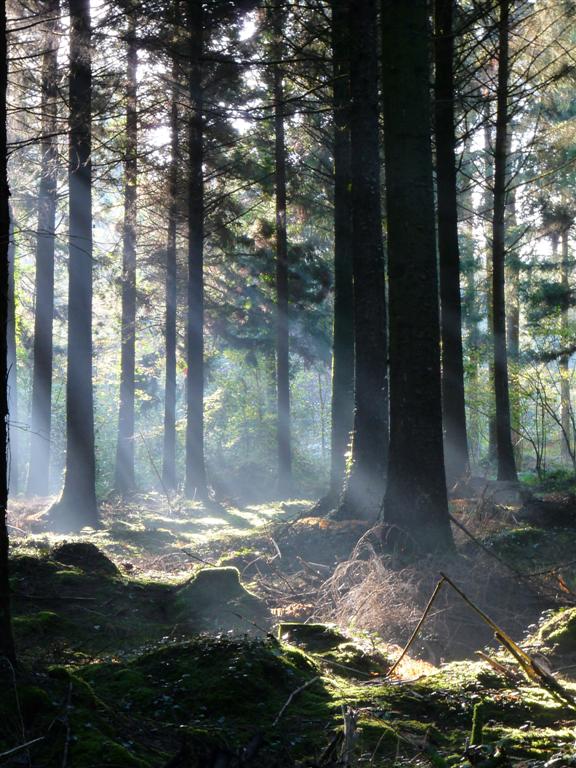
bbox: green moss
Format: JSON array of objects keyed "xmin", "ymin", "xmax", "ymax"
[
  {"xmin": 419, "ymin": 661, "xmax": 510, "ymax": 694},
  {"xmin": 483, "ymin": 723, "xmax": 576, "ymax": 758},
  {"xmin": 52, "ymin": 542, "xmax": 120, "ymax": 576},
  {"xmin": 0, "ymin": 679, "xmax": 58, "ymax": 756},
  {"xmin": 174, "ymin": 567, "xmax": 270, "ymax": 632},
  {"xmin": 53, "ymin": 567, "xmax": 92, "ymax": 585},
  {"xmin": 70, "ymin": 735, "xmax": 151, "ymax": 767},
  {"xmin": 81, "ymin": 636, "xmax": 331, "ymax": 753},
  {"xmin": 277, "ymin": 623, "xmax": 390, "ymax": 679},
  {"xmin": 8, "ymin": 519, "xmax": 576, "ymax": 765},
  {"xmin": 278, "ymin": 622, "xmax": 348, "ymax": 651},
  {"xmin": 535, "ymin": 607, "xmax": 576, "ymax": 654},
  {"xmin": 470, "ymin": 701, "xmax": 484, "ymax": 745},
  {"xmin": 13, "ymin": 610, "xmax": 66, "ymax": 639},
  {"xmin": 485, "ymin": 526, "xmax": 576, "ymax": 574},
  {"xmin": 9, "ymin": 550, "xmax": 177, "ymax": 661},
  {"xmin": 0, "ymin": 683, "xmax": 53, "ymax": 724},
  {"xmin": 107, "ymin": 524, "xmax": 177, "ymax": 553},
  {"xmin": 2, "ymin": 639, "xmax": 575, "ymax": 766}
]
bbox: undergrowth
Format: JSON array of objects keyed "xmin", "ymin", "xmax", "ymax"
[{"xmin": 4, "ymin": 491, "xmax": 576, "ymax": 765}]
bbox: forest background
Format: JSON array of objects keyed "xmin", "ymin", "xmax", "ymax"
[{"xmin": 4, "ymin": 0, "xmax": 576, "ymax": 522}]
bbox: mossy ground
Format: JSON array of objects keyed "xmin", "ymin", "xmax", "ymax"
[
  {"xmin": 4, "ymin": 492, "xmax": 576, "ymax": 765},
  {"xmin": 3, "ymin": 628, "xmax": 576, "ymax": 766}
]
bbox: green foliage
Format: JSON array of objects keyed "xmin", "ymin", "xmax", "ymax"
[{"xmin": 523, "ymin": 467, "xmax": 576, "ymax": 493}]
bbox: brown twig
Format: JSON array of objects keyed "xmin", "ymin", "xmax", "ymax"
[
  {"xmin": 441, "ymin": 572, "xmax": 576, "ymax": 709},
  {"xmin": 386, "ymin": 577, "xmax": 446, "ymax": 678},
  {"xmin": 0, "ymin": 737, "xmax": 45, "ymax": 760},
  {"xmin": 272, "ymin": 676, "xmax": 320, "ymax": 727}
]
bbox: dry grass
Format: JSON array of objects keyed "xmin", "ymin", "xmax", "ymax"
[{"xmin": 312, "ymin": 517, "xmax": 555, "ymax": 663}]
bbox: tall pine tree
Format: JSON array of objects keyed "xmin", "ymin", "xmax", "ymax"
[
  {"xmin": 0, "ymin": 0, "xmax": 15, "ymax": 662},
  {"xmin": 49, "ymin": 0, "xmax": 99, "ymax": 530},
  {"xmin": 382, "ymin": 0, "xmax": 453, "ymax": 552}
]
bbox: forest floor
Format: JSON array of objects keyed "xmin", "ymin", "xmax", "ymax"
[{"xmin": 4, "ymin": 485, "xmax": 576, "ymax": 766}]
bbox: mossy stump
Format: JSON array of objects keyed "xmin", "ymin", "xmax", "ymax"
[
  {"xmin": 52, "ymin": 542, "xmax": 119, "ymax": 576},
  {"xmin": 175, "ymin": 567, "xmax": 270, "ymax": 633}
]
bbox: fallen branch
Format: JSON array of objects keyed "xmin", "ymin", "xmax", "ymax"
[
  {"xmin": 440, "ymin": 572, "xmax": 576, "ymax": 709},
  {"xmin": 0, "ymin": 737, "xmax": 45, "ymax": 761},
  {"xmin": 475, "ymin": 650, "xmax": 521, "ymax": 683},
  {"xmin": 272, "ymin": 676, "xmax": 320, "ymax": 727},
  {"xmin": 386, "ymin": 577, "xmax": 446, "ymax": 678}
]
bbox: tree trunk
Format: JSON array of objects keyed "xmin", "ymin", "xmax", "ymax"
[
  {"xmin": 326, "ymin": 0, "xmax": 354, "ymax": 504},
  {"xmin": 162, "ymin": 56, "xmax": 180, "ymax": 492},
  {"xmin": 506, "ymin": 174, "xmax": 522, "ymax": 468},
  {"xmin": 460, "ymin": 139, "xmax": 481, "ymax": 465},
  {"xmin": 435, "ymin": 0, "xmax": 470, "ymax": 485},
  {"xmin": 492, "ymin": 0, "xmax": 517, "ymax": 482},
  {"xmin": 27, "ymin": 0, "xmax": 60, "ymax": 496},
  {"xmin": 7, "ymin": 213, "xmax": 17, "ymax": 494},
  {"xmin": 335, "ymin": 0, "xmax": 388, "ymax": 521},
  {"xmin": 382, "ymin": 0, "xmax": 453, "ymax": 552},
  {"xmin": 49, "ymin": 0, "xmax": 99, "ymax": 530},
  {"xmin": 560, "ymin": 228, "xmax": 572, "ymax": 465},
  {"xmin": 483, "ymin": 100, "xmax": 497, "ymax": 466},
  {"xmin": 0, "ymin": 0, "xmax": 15, "ymax": 662},
  {"xmin": 273, "ymin": 0, "xmax": 292, "ymax": 497},
  {"xmin": 184, "ymin": 0, "xmax": 208, "ymax": 500},
  {"xmin": 114, "ymin": 19, "xmax": 138, "ymax": 495}
]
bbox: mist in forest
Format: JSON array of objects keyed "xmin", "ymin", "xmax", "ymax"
[{"xmin": 2, "ymin": 1, "xmax": 576, "ymax": 765}]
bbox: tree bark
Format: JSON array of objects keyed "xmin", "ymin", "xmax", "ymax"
[
  {"xmin": 435, "ymin": 0, "xmax": 470, "ymax": 485},
  {"xmin": 483, "ymin": 107, "xmax": 497, "ymax": 466},
  {"xmin": 184, "ymin": 0, "xmax": 208, "ymax": 499},
  {"xmin": 273, "ymin": 0, "xmax": 292, "ymax": 497},
  {"xmin": 326, "ymin": 0, "xmax": 354, "ymax": 504},
  {"xmin": 382, "ymin": 0, "xmax": 453, "ymax": 553},
  {"xmin": 49, "ymin": 0, "xmax": 99, "ymax": 530},
  {"xmin": 492, "ymin": 0, "xmax": 517, "ymax": 482},
  {"xmin": 162, "ymin": 56, "xmax": 180, "ymax": 492},
  {"xmin": 334, "ymin": 0, "xmax": 388, "ymax": 521},
  {"xmin": 114, "ymin": 19, "xmax": 138, "ymax": 495},
  {"xmin": 505, "ymin": 173, "xmax": 522, "ymax": 468},
  {"xmin": 27, "ymin": 0, "xmax": 60, "ymax": 496},
  {"xmin": 560, "ymin": 227, "xmax": 572, "ymax": 465},
  {"xmin": 7, "ymin": 213, "xmax": 17, "ymax": 495},
  {"xmin": 460, "ymin": 139, "xmax": 481, "ymax": 465},
  {"xmin": 0, "ymin": 0, "xmax": 15, "ymax": 662}
]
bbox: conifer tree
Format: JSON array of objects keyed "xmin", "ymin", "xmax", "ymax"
[
  {"xmin": 435, "ymin": 0, "xmax": 470, "ymax": 483},
  {"xmin": 492, "ymin": 0, "xmax": 517, "ymax": 482},
  {"xmin": 114, "ymin": 16, "xmax": 138, "ymax": 495},
  {"xmin": 184, "ymin": 0, "xmax": 208, "ymax": 499},
  {"xmin": 382, "ymin": 0, "xmax": 453, "ymax": 552},
  {"xmin": 28, "ymin": 0, "xmax": 60, "ymax": 496},
  {"xmin": 162, "ymin": 55, "xmax": 180, "ymax": 493},
  {"xmin": 325, "ymin": 0, "xmax": 354, "ymax": 508},
  {"xmin": 335, "ymin": 0, "xmax": 388, "ymax": 521},
  {"xmin": 49, "ymin": 0, "xmax": 99, "ymax": 530},
  {"xmin": 272, "ymin": 0, "xmax": 292, "ymax": 497},
  {"xmin": 0, "ymin": 0, "xmax": 15, "ymax": 662}
]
